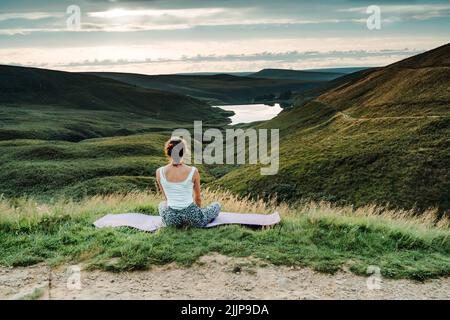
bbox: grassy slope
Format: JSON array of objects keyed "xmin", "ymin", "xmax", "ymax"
[
  {"xmin": 0, "ymin": 191, "xmax": 448, "ymax": 280},
  {"xmin": 0, "ymin": 105, "xmax": 183, "ymax": 141},
  {"xmin": 86, "ymin": 72, "xmax": 327, "ymax": 105},
  {"xmin": 292, "ymin": 68, "xmax": 379, "ymax": 106},
  {"xmin": 0, "ymin": 133, "xmax": 165, "ymax": 199},
  {"xmin": 0, "ymin": 65, "xmax": 232, "ymax": 141},
  {"xmin": 0, "ymin": 133, "xmax": 220, "ymax": 200},
  {"xmin": 215, "ymin": 44, "xmax": 450, "ymax": 214}
]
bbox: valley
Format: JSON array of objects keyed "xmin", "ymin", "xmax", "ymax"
[
  {"xmin": 0, "ymin": 44, "xmax": 449, "ymax": 215},
  {"xmin": 86, "ymin": 70, "xmax": 337, "ymax": 105}
]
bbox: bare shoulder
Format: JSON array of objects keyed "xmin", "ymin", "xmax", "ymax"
[
  {"xmin": 185, "ymin": 165, "xmax": 199, "ymax": 176},
  {"xmin": 192, "ymin": 166, "xmax": 200, "ymax": 173},
  {"xmin": 156, "ymin": 165, "xmax": 166, "ymax": 177},
  {"xmin": 193, "ymin": 167, "xmax": 200, "ymax": 179}
]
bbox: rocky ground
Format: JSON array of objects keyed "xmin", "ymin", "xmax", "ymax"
[{"xmin": 1, "ymin": 254, "xmax": 449, "ymax": 300}]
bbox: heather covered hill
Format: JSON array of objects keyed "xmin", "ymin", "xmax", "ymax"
[
  {"xmin": 0, "ymin": 65, "xmax": 231, "ymax": 141},
  {"xmin": 215, "ymin": 43, "xmax": 450, "ymax": 214},
  {"xmin": 86, "ymin": 72, "xmax": 331, "ymax": 105},
  {"xmin": 316, "ymin": 43, "xmax": 450, "ymax": 117}
]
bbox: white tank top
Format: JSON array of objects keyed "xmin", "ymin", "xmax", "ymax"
[{"xmin": 159, "ymin": 166, "xmax": 196, "ymax": 209}]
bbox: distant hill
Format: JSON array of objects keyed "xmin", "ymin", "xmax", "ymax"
[
  {"xmin": 0, "ymin": 65, "xmax": 227, "ymax": 118},
  {"xmin": 249, "ymin": 68, "xmax": 344, "ymax": 81},
  {"xmin": 215, "ymin": 43, "xmax": 450, "ymax": 214},
  {"xmin": 176, "ymin": 72, "xmax": 254, "ymax": 77},
  {"xmin": 176, "ymin": 68, "xmax": 368, "ymax": 77},
  {"xmin": 86, "ymin": 72, "xmax": 331, "ymax": 105},
  {"xmin": 249, "ymin": 68, "xmax": 371, "ymax": 105},
  {"xmin": 0, "ymin": 65, "xmax": 232, "ymax": 141},
  {"xmin": 302, "ymin": 67, "xmax": 369, "ymax": 74}
]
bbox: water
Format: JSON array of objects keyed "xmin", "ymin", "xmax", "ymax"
[{"xmin": 216, "ymin": 103, "xmax": 283, "ymax": 125}]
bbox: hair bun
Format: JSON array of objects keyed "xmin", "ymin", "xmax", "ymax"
[{"xmin": 164, "ymin": 138, "xmax": 185, "ymax": 159}]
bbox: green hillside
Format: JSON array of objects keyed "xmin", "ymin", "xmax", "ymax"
[
  {"xmin": 0, "ymin": 134, "xmax": 162, "ymax": 199},
  {"xmin": 0, "ymin": 133, "xmax": 218, "ymax": 199},
  {"xmin": 292, "ymin": 68, "xmax": 378, "ymax": 106},
  {"xmin": 215, "ymin": 43, "xmax": 450, "ymax": 214},
  {"xmin": 86, "ymin": 72, "xmax": 328, "ymax": 105},
  {"xmin": 0, "ymin": 65, "xmax": 232, "ymax": 141}
]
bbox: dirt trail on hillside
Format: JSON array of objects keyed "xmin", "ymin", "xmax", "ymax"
[
  {"xmin": 1, "ymin": 254, "xmax": 449, "ymax": 300},
  {"xmin": 337, "ymin": 111, "xmax": 446, "ymax": 121}
]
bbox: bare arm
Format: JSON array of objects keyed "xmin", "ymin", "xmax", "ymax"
[
  {"xmin": 193, "ymin": 168, "xmax": 202, "ymax": 207},
  {"xmin": 156, "ymin": 168, "xmax": 167, "ymax": 200}
]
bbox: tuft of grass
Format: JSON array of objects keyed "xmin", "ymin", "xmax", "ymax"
[
  {"xmin": 18, "ymin": 287, "xmax": 46, "ymax": 300},
  {"xmin": 0, "ymin": 190, "xmax": 448, "ymax": 280}
]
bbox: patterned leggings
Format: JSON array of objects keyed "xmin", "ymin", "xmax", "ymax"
[{"xmin": 158, "ymin": 201, "xmax": 221, "ymax": 228}]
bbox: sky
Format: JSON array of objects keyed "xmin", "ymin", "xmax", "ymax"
[{"xmin": 0, "ymin": 0, "xmax": 449, "ymax": 74}]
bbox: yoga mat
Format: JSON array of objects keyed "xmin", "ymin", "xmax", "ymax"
[
  {"xmin": 94, "ymin": 213, "xmax": 163, "ymax": 232},
  {"xmin": 93, "ymin": 211, "xmax": 280, "ymax": 232}
]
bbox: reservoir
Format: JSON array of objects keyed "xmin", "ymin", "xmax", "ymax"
[{"xmin": 216, "ymin": 103, "xmax": 283, "ymax": 125}]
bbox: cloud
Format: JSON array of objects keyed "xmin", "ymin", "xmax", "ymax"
[
  {"xmin": 339, "ymin": 3, "xmax": 450, "ymax": 15},
  {"xmin": 85, "ymin": 6, "xmax": 348, "ymax": 32},
  {"xmin": 0, "ymin": 27, "xmax": 67, "ymax": 35},
  {"xmin": 0, "ymin": 6, "xmax": 366, "ymax": 35},
  {"xmin": 87, "ymin": 7, "xmax": 227, "ymax": 19},
  {"xmin": 0, "ymin": 12, "xmax": 64, "ymax": 22},
  {"xmin": 0, "ymin": 3, "xmax": 374, "ymax": 36},
  {"xmin": 56, "ymin": 48, "xmax": 424, "ymax": 68},
  {"xmin": 2, "ymin": 33, "xmax": 445, "ymax": 74},
  {"xmin": 335, "ymin": 3, "xmax": 450, "ymax": 25},
  {"xmin": 9, "ymin": 47, "xmax": 425, "ymax": 74}
]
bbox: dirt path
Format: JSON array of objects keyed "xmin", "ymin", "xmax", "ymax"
[
  {"xmin": 337, "ymin": 111, "xmax": 446, "ymax": 121},
  {"xmin": 1, "ymin": 254, "xmax": 449, "ymax": 300}
]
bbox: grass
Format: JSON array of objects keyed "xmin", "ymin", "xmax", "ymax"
[
  {"xmin": 0, "ymin": 105, "xmax": 231, "ymax": 142},
  {"xmin": 217, "ymin": 98, "xmax": 450, "ymax": 215},
  {"xmin": 0, "ymin": 65, "xmax": 232, "ymax": 131},
  {"xmin": 0, "ymin": 65, "xmax": 233, "ymax": 142},
  {"xmin": 0, "ymin": 133, "xmax": 166, "ymax": 199},
  {"xmin": 18, "ymin": 287, "xmax": 46, "ymax": 300},
  {"xmin": 0, "ymin": 189, "xmax": 448, "ymax": 281},
  {"xmin": 0, "ymin": 133, "xmax": 218, "ymax": 200},
  {"xmin": 216, "ymin": 45, "xmax": 450, "ymax": 214}
]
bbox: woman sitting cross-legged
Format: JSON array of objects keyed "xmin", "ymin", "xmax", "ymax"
[{"xmin": 156, "ymin": 137, "xmax": 220, "ymax": 227}]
